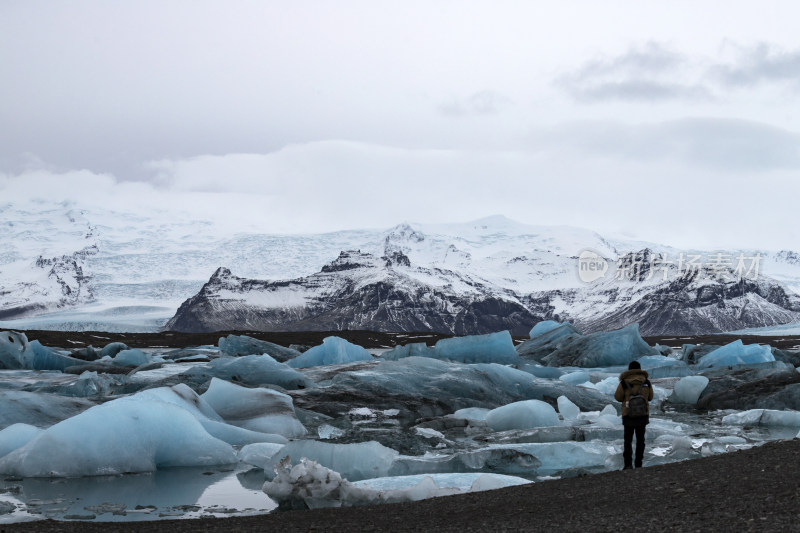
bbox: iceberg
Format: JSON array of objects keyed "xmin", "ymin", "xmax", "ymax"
[
  {"xmin": 670, "ymin": 376, "xmax": 709, "ymax": 405},
  {"xmin": 529, "ymin": 320, "xmax": 565, "ymax": 338},
  {"xmin": 134, "ymin": 384, "xmax": 288, "ymax": 446},
  {"xmin": 239, "ymin": 442, "xmax": 286, "ymax": 470},
  {"xmin": 0, "ymin": 331, "xmax": 86, "ymax": 371},
  {"xmin": 107, "ymin": 348, "xmax": 153, "ymax": 367},
  {"xmin": 722, "ymin": 409, "xmax": 800, "ymax": 427},
  {"xmin": 696, "ymin": 340, "xmax": 775, "ymax": 369},
  {"xmin": 451, "ymin": 407, "xmax": 491, "ymax": 422},
  {"xmin": 542, "ymin": 324, "xmax": 658, "ymax": 367},
  {"xmin": 557, "ymin": 395, "xmax": 580, "ymax": 421},
  {"xmin": 0, "ymin": 396, "xmax": 237, "ymax": 477},
  {"xmin": 300, "ymin": 357, "xmax": 611, "ymax": 423},
  {"xmin": 201, "ymin": 378, "xmax": 307, "ymax": 438},
  {"xmin": 219, "ymin": 334, "xmax": 301, "ymax": 363},
  {"xmin": 431, "ymin": 331, "xmax": 519, "ymax": 365},
  {"xmin": 263, "ymin": 457, "xmax": 530, "ymax": 510},
  {"xmin": 492, "ymin": 441, "xmax": 616, "ymax": 476},
  {"xmin": 486, "ymin": 400, "xmax": 560, "ymax": 431},
  {"xmin": 389, "ymin": 447, "xmax": 542, "ymax": 477},
  {"xmin": 183, "ymin": 354, "xmax": 314, "ymax": 389},
  {"xmin": 287, "ymin": 337, "xmax": 373, "ymax": 369},
  {"xmin": 381, "ymin": 342, "xmax": 433, "ymax": 360},
  {"xmin": 0, "ymin": 423, "xmax": 43, "ymax": 459},
  {"xmin": 385, "ymin": 332, "xmax": 518, "ymax": 365},
  {"xmin": 515, "ymin": 323, "xmax": 583, "ymax": 363},
  {"xmin": 265, "ymin": 440, "xmax": 399, "ymax": 481},
  {"xmin": 99, "ymin": 342, "xmax": 129, "ymax": 358},
  {"xmin": 0, "ymin": 391, "xmax": 95, "ymax": 430}
]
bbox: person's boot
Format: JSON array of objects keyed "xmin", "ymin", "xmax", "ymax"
[{"xmin": 622, "ymin": 465, "xmax": 632, "ymax": 470}]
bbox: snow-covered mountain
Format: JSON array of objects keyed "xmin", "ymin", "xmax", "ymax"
[{"xmin": 3, "ymin": 202, "xmax": 800, "ymax": 334}]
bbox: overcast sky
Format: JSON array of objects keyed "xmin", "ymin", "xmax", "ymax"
[{"xmin": 2, "ymin": 1, "xmax": 800, "ymax": 250}]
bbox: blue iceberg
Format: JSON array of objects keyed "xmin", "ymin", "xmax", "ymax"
[
  {"xmin": 529, "ymin": 320, "xmax": 565, "ymax": 339},
  {"xmin": 541, "ymin": 324, "xmax": 658, "ymax": 367},
  {"xmin": 696, "ymin": 340, "xmax": 775, "ymax": 369},
  {"xmin": 287, "ymin": 337, "xmax": 374, "ymax": 369},
  {"xmin": 218, "ymin": 334, "xmax": 301, "ymax": 363},
  {"xmin": 486, "ymin": 400, "xmax": 560, "ymax": 431}
]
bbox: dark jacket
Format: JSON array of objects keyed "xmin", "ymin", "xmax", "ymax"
[{"xmin": 614, "ymin": 369, "xmax": 654, "ymax": 426}]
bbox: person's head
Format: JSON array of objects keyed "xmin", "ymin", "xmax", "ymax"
[{"xmin": 628, "ymin": 361, "xmax": 641, "ymax": 370}]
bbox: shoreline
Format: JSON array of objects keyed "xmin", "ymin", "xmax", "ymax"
[{"xmin": 3, "ymin": 438, "xmax": 799, "ymax": 532}]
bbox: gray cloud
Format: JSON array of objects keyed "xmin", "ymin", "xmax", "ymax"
[
  {"xmin": 713, "ymin": 42, "xmax": 800, "ymax": 87},
  {"xmin": 558, "ymin": 41, "xmax": 800, "ymax": 103},
  {"xmin": 536, "ymin": 118, "xmax": 800, "ymax": 172},
  {"xmin": 556, "ymin": 42, "xmax": 714, "ymax": 102},
  {"xmin": 438, "ymin": 91, "xmax": 511, "ymax": 117}
]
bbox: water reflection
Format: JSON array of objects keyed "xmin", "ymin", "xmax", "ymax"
[{"xmin": 0, "ymin": 464, "xmax": 276, "ymax": 522}]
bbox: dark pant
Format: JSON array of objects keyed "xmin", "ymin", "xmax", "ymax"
[{"xmin": 623, "ymin": 425, "xmax": 646, "ymax": 468}]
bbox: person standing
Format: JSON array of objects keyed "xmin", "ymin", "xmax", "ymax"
[{"xmin": 614, "ymin": 360, "xmax": 653, "ymax": 469}]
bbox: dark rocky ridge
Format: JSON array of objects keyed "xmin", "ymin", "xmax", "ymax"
[
  {"xmin": 165, "ymin": 252, "xmax": 540, "ymax": 335},
  {"xmin": 164, "ymin": 249, "xmax": 800, "ymax": 336}
]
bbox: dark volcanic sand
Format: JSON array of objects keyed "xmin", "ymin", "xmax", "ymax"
[{"xmin": 3, "ymin": 439, "xmax": 800, "ymax": 532}]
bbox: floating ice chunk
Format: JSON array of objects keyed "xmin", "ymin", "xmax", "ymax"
[
  {"xmin": 670, "ymin": 376, "xmax": 710, "ymax": 405},
  {"xmin": 486, "ymin": 400, "xmax": 560, "ymax": 431},
  {"xmin": 381, "ymin": 342, "xmax": 433, "ymax": 361},
  {"xmin": 201, "ymin": 419, "xmax": 288, "ymax": 446},
  {"xmin": 557, "ymin": 396, "xmax": 580, "ymax": 421},
  {"xmin": 542, "ymin": 324, "xmax": 658, "ymax": 367},
  {"xmin": 516, "ymin": 323, "xmax": 583, "ymax": 363},
  {"xmin": 99, "ymin": 342, "xmax": 129, "ymax": 358},
  {"xmin": 431, "ymin": 331, "xmax": 519, "ymax": 365},
  {"xmin": 110, "ymin": 349, "xmax": 151, "ymax": 367},
  {"xmin": 0, "ymin": 397, "xmax": 237, "ymax": 477},
  {"xmin": 0, "ymin": 331, "xmax": 87, "ymax": 371},
  {"xmin": 520, "ymin": 364, "xmax": 563, "ymax": 379},
  {"xmin": 239, "ymin": 442, "xmax": 286, "ymax": 470},
  {"xmin": 131, "ymin": 384, "xmax": 287, "ymax": 446},
  {"xmin": 451, "ymin": 407, "xmax": 491, "ymax": 422},
  {"xmin": 287, "ymin": 337, "xmax": 373, "ymax": 369},
  {"xmin": 529, "ymin": 321, "xmax": 565, "ymax": 339},
  {"xmin": 0, "ymin": 391, "xmax": 94, "ymax": 430},
  {"xmin": 415, "ymin": 427, "xmax": 445, "ymax": 439},
  {"xmin": 389, "ymin": 447, "xmax": 541, "ymax": 477},
  {"xmin": 722, "ymin": 409, "xmax": 800, "ymax": 427},
  {"xmin": 560, "ymin": 371, "xmax": 591, "ymax": 385},
  {"xmin": 0, "ymin": 423, "xmax": 43, "ymax": 458},
  {"xmin": 637, "ymin": 355, "xmax": 683, "ymax": 369},
  {"xmin": 696, "ymin": 340, "xmax": 775, "ymax": 369},
  {"xmin": 600, "ymin": 404, "xmax": 617, "ymax": 417},
  {"xmin": 266, "ymin": 440, "xmax": 399, "ymax": 481},
  {"xmin": 318, "ymin": 424, "xmax": 345, "ymax": 439},
  {"xmin": 318, "ymin": 357, "xmax": 611, "ymax": 418},
  {"xmin": 263, "ymin": 458, "xmax": 530, "ymax": 510},
  {"xmin": 201, "ymin": 378, "xmax": 306, "ymax": 438},
  {"xmin": 492, "ymin": 441, "xmax": 615, "ymax": 476},
  {"xmin": 218, "ymin": 334, "xmax": 301, "ymax": 363},
  {"xmin": 355, "ymin": 472, "xmax": 531, "ymax": 493},
  {"xmin": 183, "ymin": 354, "xmax": 313, "ymax": 389},
  {"xmin": 592, "ymin": 376, "xmax": 620, "ymax": 396},
  {"xmin": 0, "ymin": 330, "xmax": 27, "ymax": 369}
]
